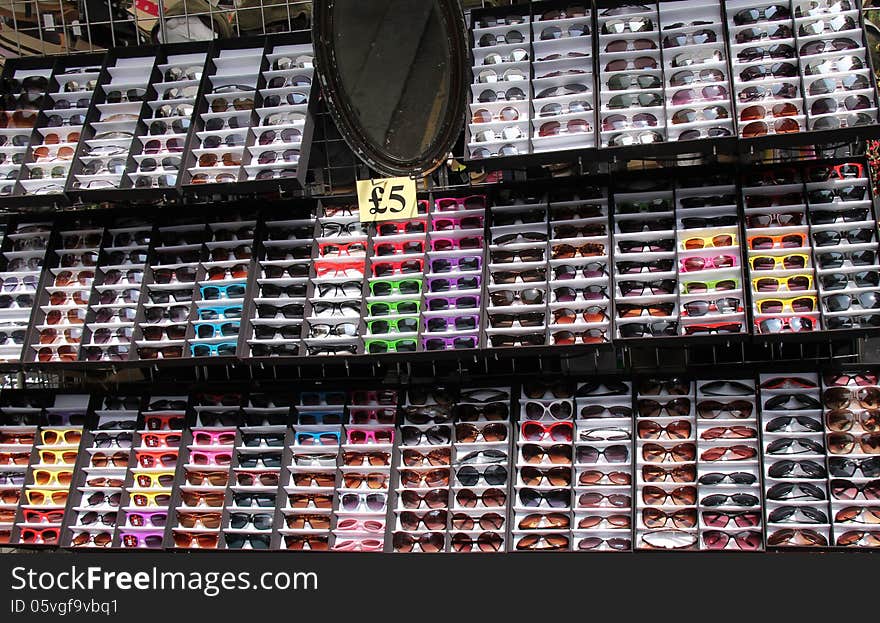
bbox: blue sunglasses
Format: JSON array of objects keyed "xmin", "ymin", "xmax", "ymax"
[
  {"xmin": 194, "ymin": 321, "xmax": 240, "ymax": 339},
  {"xmin": 190, "ymin": 342, "xmax": 237, "ymax": 357},
  {"xmin": 198, "ymin": 305, "xmax": 243, "ymax": 320},
  {"xmin": 200, "ymin": 282, "xmax": 246, "ymax": 300},
  {"xmin": 295, "ymin": 430, "xmax": 341, "ymax": 445}
]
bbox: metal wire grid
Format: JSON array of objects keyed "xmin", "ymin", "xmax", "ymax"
[
  {"xmin": 0, "ymin": 0, "xmax": 149, "ymax": 56},
  {"xmin": 0, "ymin": 0, "xmax": 312, "ymax": 57},
  {"xmin": 0, "ymin": 0, "xmax": 527, "ymax": 59}
]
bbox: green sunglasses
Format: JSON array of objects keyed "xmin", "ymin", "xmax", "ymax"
[
  {"xmin": 369, "ymin": 278, "xmax": 422, "ymax": 297},
  {"xmin": 365, "ymin": 338, "xmax": 418, "ymax": 353},
  {"xmin": 367, "ymin": 317, "xmax": 419, "ymax": 334},
  {"xmin": 366, "ymin": 299, "xmax": 421, "ymax": 315}
]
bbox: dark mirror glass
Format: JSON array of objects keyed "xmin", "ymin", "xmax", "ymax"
[{"xmin": 314, "ymin": 0, "xmax": 468, "ymax": 176}]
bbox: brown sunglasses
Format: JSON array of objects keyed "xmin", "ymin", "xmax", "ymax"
[
  {"xmin": 198, "ymin": 152, "xmax": 241, "ymax": 167},
  {"xmin": 177, "ymin": 511, "xmax": 222, "ymax": 529}
]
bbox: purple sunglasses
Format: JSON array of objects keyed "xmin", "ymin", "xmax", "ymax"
[
  {"xmin": 427, "ymin": 275, "xmax": 481, "ymax": 293},
  {"xmin": 431, "ymin": 236, "xmax": 483, "ymax": 252},
  {"xmin": 432, "ymin": 215, "xmax": 485, "ymax": 231},
  {"xmin": 430, "ymin": 256, "xmax": 481, "ymax": 273},
  {"xmin": 425, "ymin": 315, "xmax": 479, "ymax": 332},
  {"xmin": 426, "ymin": 294, "xmax": 480, "ymax": 311},
  {"xmin": 121, "ymin": 531, "xmax": 164, "ymax": 548},
  {"xmin": 126, "ymin": 510, "xmax": 168, "ymax": 527},
  {"xmin": 423, "ymin": 334, "xmax": 479, "ymax": 351}
]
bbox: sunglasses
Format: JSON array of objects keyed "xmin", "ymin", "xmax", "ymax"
[
  {"xmin": 284, "ymin": 535, "xmax": 330, "ymax": 551},
  {"xmin": 835, "ymin": 506, "xmax": 880, "ymax": 525},
  {"xmin": 824, "ymin": 292, "xmax": 880, "ymax": 313},
  {"xmin": 391, "ymin": 531, "xmax": 445, "ymax": 553},
  {"xmin": 830, "ymin": 479, "xmax": 880, "ymax": 500},
  {"xmin": 825, "ymin": 372, "xmax": 879, "ymax": 387},
  {"xmin": 400, "ymin": 424, "xmax": 446, "ymax": 446},
  {"xmin": 768, "ymin": 459, "xmax": 827, "ymax": 479},
  {"xmin": 141, "ymin": 432, "xmax": 182, "ymax": 448},
  {"xmin": 262, "ymin": 89, "xmax": 308, "ymax": 106},
  {"xmin": 76, "ymin": 509, "xmax": 119, "ymax": 526},
  {"xmin": 286, "ymin": 492, "xmax": 333, "ymax": 509},
  {"xmin": 515, "ymin": 534, "xmax": 571, "ymax": 551},
  {"xmin": 232, "ymin": 491, "xmax": 276, "ymax": 508},
  {"xmin": 184, "ymin": 470, "xmax": 228, "ymax": 487},
  {"xmin": 263, "ymin": 111, "xmax": 306, "ymax": 126},
  {"xmin": 828, "ymin": 432, "xmax": 880, "ymax": 455},
  {"xmin": 115, "ymin": 493, "xmax": 167, "ymax": 514},
  {"xmin": 518, "ymin": 486, "xmax": 571, "ymax": 508},
  {"xmin": 176, "ymin": 512, "xmax": 222, "ymax": 529},
  {"xmin": 173, "ymin": 533, "xmax": 220, "ymax": 549},
  {"xmin": 813, "ymin": 225, "xmax": 875, "ymax": 246},
  {"xmin": 70, "ymin": 531, "xmax": 116, "ymax": 548},
  {"xmin": 756, "ymin": 296, "xmax": 817, "ymax": 314},
  {"xmin": 450, "ymin": 531, "xmax": 504, "ymax": 553},
  {"xmin": 85, "ymin": 491, "xmax": 121, "ymax": 507},
  {"xmin": 830, "ymin": 457, "xmax": 880, "ymax": 478},
  {"xmin": 822, "ymin": 267, "xmax": 880, "ymax": 290},
  {"xmin": 134, "ymin": 450, "xmax": 176, "ymax": 468},
  {"xmin": 766, "ymin": 481, "xmax": 826, "ymax": 504},
  {"xmin": 21, "ymin": 528, "xmax": 61, "ymax": 544},
  {"xmin": 755, "ymin": 315, "xmax": 815, "ymax": 334}
]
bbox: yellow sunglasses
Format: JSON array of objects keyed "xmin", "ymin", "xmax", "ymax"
[
  {"xmin": 39, "ymin": 449, "xmax": 78, "ymax": 465},
  {"xmin": 682, "ymin": 233, "xmax": 736, "ymax": 250},
  {"xmin": 130, "ymin": 490, "xmax": 173, "ymax": 507},
  {"xmin": 755, "ymin": 296, "xmax": 817, "ymax": 314},
  {"xmin": 749, "ymin": 254, "xmax": 809, "ymax": 271},
  {"xmin": 41, "ymin": 428, "xmax": 82, "ymax": 445},
  {"xmin": 752, "ymin": 274, "xmax": 813, "ymax": 292},
  {"xmin": 26, "ymin": 488, "xmax": 69, "ymax": 506},
  {"xmin": 133, "ymin": 471, "xmax": 175, "ymax": 488},
  {"xmin": 32, "ymin": 468, "xmax": 73, "ymax": 486}
]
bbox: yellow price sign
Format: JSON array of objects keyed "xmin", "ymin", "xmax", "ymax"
[{"xmin": 356, "ymin": 177, "xmax": 418, "ymax": 223}]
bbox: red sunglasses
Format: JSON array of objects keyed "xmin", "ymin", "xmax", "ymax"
[
  {"xmin": 20, "ymin": 528, "xmax": 60, "ymax": 544},
  {"xmin": 136, "ymin": 450, "xmax": 178, "ymax": 468},
  {"xmin": 520, "ymin": 421, "xmax": 573, "ymax": 442},
  {"xmin": 318, "ymin": 241, "xmax": 366, "ymax": 257},
  {"xmin": 314, "ymin": 260, "xmax": 364, "ymax": 278},
  {"xmin": 371, "ymin": 258, "xmax": 424, "ymax": 277},
  {"xmin": 24, "ymin": 509, "xmax": 65, "ymax": 524},
  {"xmin": 807, "ymin": 162, "xmax": 864, "ymax": 181},
  {"xmin": 142, "ymin": 431, "xmax": 183, "ymax": 447},
  {"xmin": 144, "ymin": 413, "xmax": 186, "ymax": 430},
  {"xmin": 683, "ymin": 322, "xmax": 742, "ymax": 335},
  {"xmin": 373, "ymin": 240, "xmax": 425, "ymax": 256}
]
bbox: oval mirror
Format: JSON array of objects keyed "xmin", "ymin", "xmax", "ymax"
[{"xmin": 313, "ymin": 0, "xmax": 468, "ymax": 177}]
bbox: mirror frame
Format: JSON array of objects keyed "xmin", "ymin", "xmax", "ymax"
[{"xmin": 313, "ymin": 0, "xmax": 469, "ymax": 177}]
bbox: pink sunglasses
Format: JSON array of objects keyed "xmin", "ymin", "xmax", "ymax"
[
  {"xmin": 336, "ymin": 518, "xmax": 385, "ymax": 533},
  {"xmin": 435, "ymin": 195, "xmax": 486, "ymax": 212},
  {"xmin": 680, "ymin": 255, "xmax": 738, "ymax": 272},
  {"xmin": 189, "ymin": 450, "xmax": 232, "ymax": 466},
  {"xmin": 332, "ymin": 538, "xmax": 384, "ymax": 552},
  {"xmin": 432, "ymin": 214, "xmax": 485, "ymax": 231},
  {"xmin": 191, "ymin": 429, "xmax": 237, "ymax": 446}
]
